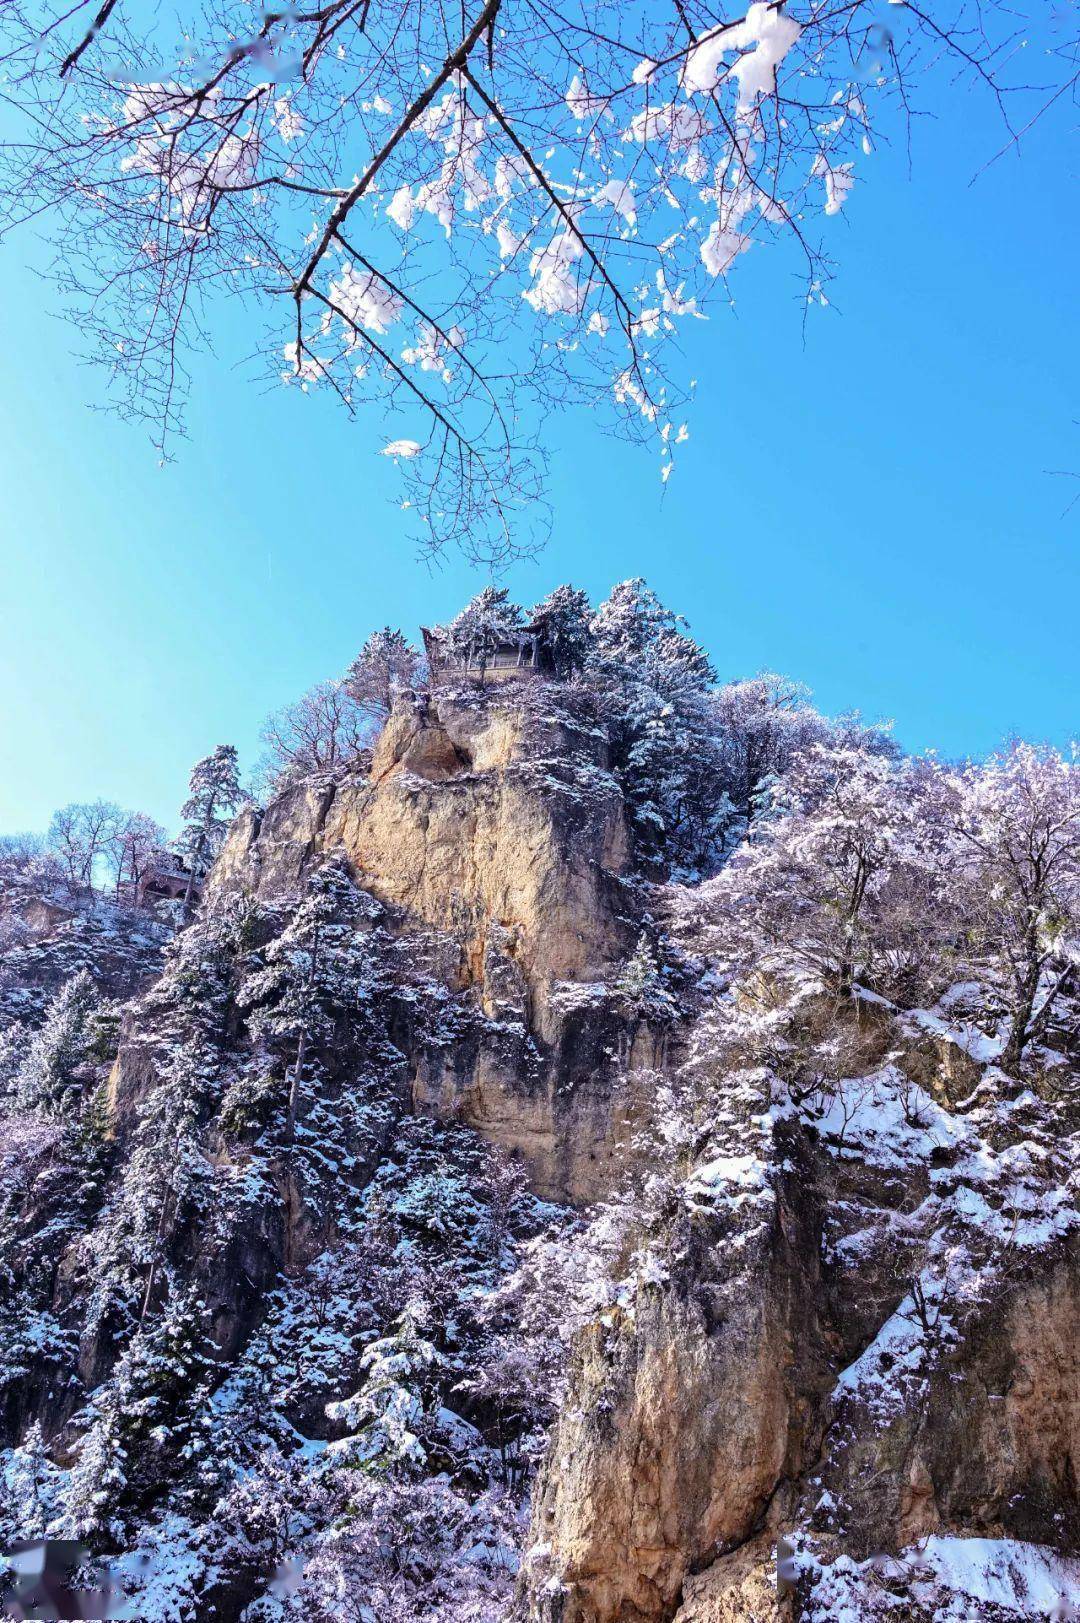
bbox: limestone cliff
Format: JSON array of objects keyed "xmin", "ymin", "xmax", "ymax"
[
  {"xmin": 518, "ymin": 965, "xmax": 1080, "ymax": 1623},
  {"xmin": 204, "ymin": 679, "xmax": 657, "ymax": 1205}
]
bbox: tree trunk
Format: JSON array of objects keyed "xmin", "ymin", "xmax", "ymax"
[
  {"xmin": 183, "ymin": 827, "xmax": 208, "ymax": 911},
  {"xmin": 285, "ymin": 1029, "xmax": 307, "ymax": 1145},
  {"xmin": 1002, "ymin": 950, "xmax": 1041, "ymax": 1074}
]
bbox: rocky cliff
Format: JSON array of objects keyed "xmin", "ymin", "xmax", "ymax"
[
  {"xmin": 519, "ymin": 970, "xmax": 1080, "ymax": 1623},
  {"xmin": 205, "ymin": 678, "xmax": 660, "ymax": 1205},
  {"xmin": 1, "ymin": 664, "xmax": 1078, "ymax": 1623}
]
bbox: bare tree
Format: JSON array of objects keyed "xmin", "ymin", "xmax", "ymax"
[
  {"xmin": 46, "ymin": 800, "xmax": 124, "ymax": 893},
  {"xmin": 0, "ymin": 1, "xmax": 1066, "ymax": 561},
  {"xmin": 107, "ymin": 810, "xmax": 167, "ymax": 902},
  {"xmin": 258, "ymin": 679, "xmax": 373, "ymax": 793}
]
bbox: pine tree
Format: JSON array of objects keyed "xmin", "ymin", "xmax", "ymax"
[
  {"xmin": 0, "ymin": 1421, "xmax": 58, "ymax": 1543},
  {"xmin": 15, "ymin": 969, "xmax": 100, "ymax": 1114},
  {"xmin": 175, "ymin": 745, "xmax": 242, "ymax": 907},
  {"xmin": 61, "ymin": 1289, "xmax": 220, "ymax": 1541},
  {"xmin": 587, "ymin": 580, "xmax": 720, "ymax": 873},
  {"xmin": 439, "ymin": 588, "xmax": 523, "ymax": 680},
  {"xmin": 241, "ymin": 858, "xmax": 384, "ymax": 1142},
  {"xmin": 344, "ymin": 628, "xmax": 420, "ymax": 720},
  {"xmin": 325, "ymin": 1303, "xmax": 441, "ymax": 1472},
  {"xmin": 528, "ymin": 585, "xmax": 593, "ymax": 678},
  {"xmin": 614, "ymin": 934, "xmax": 679, "ymax": 1024}
]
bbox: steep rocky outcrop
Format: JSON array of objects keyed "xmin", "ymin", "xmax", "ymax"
[
  {"xmin": 0, "ymin": 897, "xmax": 171, "ymax": 1024},
  {"xmin": 518, "ymin": 976, "xmax": 1080, "ymax": 1623},
  {"xmin": 523, "ymin": 1135, "xmax": 833, "ymax": 1623},
  {"xmin": 206, "ymin": 679, "xmax": 656, "ymax": 1204}
]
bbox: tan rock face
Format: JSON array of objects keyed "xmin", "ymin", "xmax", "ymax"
[
  {"xmin": 523, "ymin": 1166, "xmax": 833, "ymax": 1623},
  {"xmin": 672, "ymin": 1536, "xmax": 780, "ymax": 1623},
  {"xmin": 213, "ymin": 685, "xmax": 628, "ymax": 994},
  {"xmin": 919, "ymin": 1241, "xmax": 1080, "ymax": 1542},
  {"xmin": 209, "ymin": 683, "xmax": 641, "ymax": 1202},
  {"xmin": 809, "ymin": 1235, "xmax": 1080, "ymax": 1566}
]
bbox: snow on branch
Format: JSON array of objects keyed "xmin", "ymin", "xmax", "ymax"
[{"xmin": 0, "ymin": 0, "xmax": 1061, "ymax": 560}]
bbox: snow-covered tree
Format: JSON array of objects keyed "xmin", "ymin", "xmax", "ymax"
[
  {"xmin": 258, "ymin": 681, "xmax": 371, "ymax": 793},
  {"xmin": 326, "ymin": 1304, "xmax": 442, "ymax": 1471},
  {"xmin": 705, "ymin": 738, "xmax": 940, "ymax": 1001},
  {"xmin": 15, "ymin": 969, "xmax": 101, "ymax": 1114},
  {"xmin": 108, "ymin": 810, "xmax": 167, "ymax": 902},
  {"xmin": 940, "ymin": 742, "xmax": 1080, "ymax": 1071},
  {"xmin": 528, "ymin": 585, "xmax": 593, "ymax": 679},
  {"xmin": 709, "ymin": 673, "xmax": 831, "ymax": 846},
  {"xmin": 614, "ymin": 934, "xmax": 681, "ymax": 1025},
  {"xmin": 241, "ymin": 858, "xmax": 386, "ymax": 1141},
  {"xmin": 438, "ymin": 588, "xmax": 524, "ymax": 681},
  {"xmin": 175, "ymin": 745, "xmax": 242, "ymax": 906},
  {"xmin": 345, "ymin": 628, "xmax": 422, "ymax": 720},
  {"xmin": 0, "ymin": 1422, "xmax": 60, "ymax": 1544},
  {"xmin": 0, "ymin": 0, "xmax": 1058, "ymax": 560},
  {"xmin": 47, "ymin": 800, "xmax": 124, "ymax": 893},
  {"xmin": 586, "ymin": 579, "xmax": 721, "ymax": 871},
  {"xmin": 288, "ymin": 1476, "xmax": 518, "ymax": 1623},
  {"xmin": 0, "ymin": 832, "xmax": 65, "ymax": 897},
  {"xmin": 61, "ymin": 1288, "xmax": 220, "ymax": 1541}
]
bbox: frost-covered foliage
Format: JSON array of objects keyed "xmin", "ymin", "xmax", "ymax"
[
  {"xmin": 12, "ymin": 969, "xmax": 106, "ymax": 1114},
  {"xmin": 175, "ymin": 745, "xmax": 243, "ymax": 901},
  {"xmin": 527, "ymin": 586, "xmax": 592, "ymax": 680},
  {"xmin": 344, "ymin": 628, "xmax": 422, "ymax": 720},
  {"xmin": 426, "ymin": 577, "xmax": 886, "ymax": 876},
  {"xmin": 440, "ymin": 587, "xmax": 527, "ymax": 675},
  {"xmin": 1, "ymin": 0, "xmax": 1060, "ymax": 559},
  {"xmin": 0, "ymin": 848, "xmax": 585, "ymax": 1620}
]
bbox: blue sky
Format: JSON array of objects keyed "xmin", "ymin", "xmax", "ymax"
[{"xmin": 0, "ymin": 63, "xmax": 1077, "ymax": 837}]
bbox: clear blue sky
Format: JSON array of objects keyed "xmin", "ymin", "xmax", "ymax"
[{"xmin": 0, "ymin": 68, "xmax": 1076, "ymax": 837}]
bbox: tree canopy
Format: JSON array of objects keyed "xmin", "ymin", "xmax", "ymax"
[{"xmin": 1, "ymin": 0, "xmax": 1067, "ymax": 561}]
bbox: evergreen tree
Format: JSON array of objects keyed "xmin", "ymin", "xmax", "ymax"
[
  {"xmin": 614, "ymin": 934, "xmax": 679, "ymax": 1024},
  {"xmin": 241, "ymin": 858, "xmax": 385, "ymax": 1142},
  {"xmin": 15, "ymin": 969, "xmax": 100, "ymax": 1115},
  {"xmin": 175, "ymin": 745, "xmax": 242, "ymax": 907},
  {"xmin": 0, "ymin": 1421, "xmax": 58, "ymax": 1543},
  {"xmin": 586, "ymin": 580, "xmax": 720, "ymax": 873},
  {"xmin": 344, "ymin": 628, "xmax": 421, "ymax": 720},
  {"xmin": 0, "ymin": 1025, "xmax": 29, "ymax": 1102},
  {"xmin": 528, "ymin": 585, "xmax": 593, "ymax": 678},
  {"xmin": 439, "ymin": 588, "xmax": 523, "ymax": 680},
  {"xmin": 61, "ymin": 1289, "xmax": 220, "ymax": 1541},
  {"xmin": 325, "ymin": 1304, "xmax": 441, "ymax": 1472}
]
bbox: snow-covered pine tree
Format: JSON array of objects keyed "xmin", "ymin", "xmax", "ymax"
[
  {"xmin": 15, "ymin": 969, "xmax": 100, "ymax": 1114},
  {"xmin": 438, "ymin": 588, "xmax": 523, "ymax": 681},
  {"xmin": 325, "ymin": 1303, "xmax": 442, "ymax": 1472},
  {"xmin": 241, "ymin": 858, "xmax": 386, "ymax": 1143},
  {"xmin": 344, "ymin": 627, "xmax": 421, "ymax": 721},
  {"xmin": 614, "ymin": 933, "xmax": 680, "ymax": 1025},
  {"xmin": 0, "ymin": 1421, "xmax": 58, "ymax": 1543},
  {"xmin": 175, "ymin": 744, "xmax": 242, "ymax": 908},
  {"xmin": 61, "ymin": 1288, "xmax": 220, "ymax": 1541},
  {"xmin": 587, "ymin": 579, "xmax": 721, "ymax": 874},
  {"xmin": 528, "ymin": 585, "xmax": 593, "ymax": 679}
]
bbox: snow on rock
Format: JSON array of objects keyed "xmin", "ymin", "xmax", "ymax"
[{"xmin": 799, "ymin": 1534, "xmax": 1080, "ymax": 1621}]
